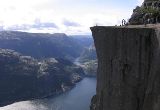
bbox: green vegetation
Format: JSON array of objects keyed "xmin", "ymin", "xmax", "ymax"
[{"xmin": 136, "ymin": 7, "xmax": 160, "ymax": 15}]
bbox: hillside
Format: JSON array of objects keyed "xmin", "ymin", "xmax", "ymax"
[
  {"xmin": 0, "ymin": 31, "xmax": 83, "ymax": 61},
  {"xmin": 0, "ymin": 31, "xmax": 97, "ymax": 77},
  {"xmin": 78, "ymin": 45, "xmax": 97, "ymax": 76},
  {"xmin": 0, "ymin": 49, "xmax": 84, "ymax": 106}
]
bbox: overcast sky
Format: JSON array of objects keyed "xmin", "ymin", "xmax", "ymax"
[{"xmin": 0, "ymin": 0, "xmax": 143, "ymax": 35}]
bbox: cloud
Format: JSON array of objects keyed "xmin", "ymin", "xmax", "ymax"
[
  {"xmin": 6, "ymin": 19, "xmax": 58, "ymax": 31},
  {"xmin": 137, "ymin": 0, "xmax": 143, "ymax": 5},
  {"xmin": 0, "ymin": 26, "xmax": 4, "ymax": 31},
  {"xmin": 0, "ymin": 0, "xmax": 142, "ymax": 34},
  {"xmin": 6, "ymin": 24, "xmax": 30, "ymax": 31},
  {"xmin": 63, "ymin": 19, "xmax": 81, "ymax": 27},
  {"xmin": 32, "ymin": 19, "xmax": 58, "ymax": 29}
]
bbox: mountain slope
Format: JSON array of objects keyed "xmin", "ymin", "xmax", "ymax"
[
  {"xmin": 0, "ymin": 49, "xmax": 84, "ymax": 107},
  {"xmin": 0, "ymin": 31, "xmax": 83, "ymax": 60},
  {"xmin": 79, "ymin": 45, "xmax": 97, "ymax": 76}
]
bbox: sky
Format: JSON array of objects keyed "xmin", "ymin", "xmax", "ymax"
[{"xmin": 0, "ymin": 0, "xmax": 144, "ymax": 35}]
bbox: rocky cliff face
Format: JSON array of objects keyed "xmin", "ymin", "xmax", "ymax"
[
  {"xmin": 90, "ymin": 26, "xmax": 160, "ymax": 110},
  {"xmin": 129, "ymin": 0, "xmax": 160, "ymax": 25},
  {"xmin": 0, "ymin": 49, "xmax": 84, "ymax": 107}
]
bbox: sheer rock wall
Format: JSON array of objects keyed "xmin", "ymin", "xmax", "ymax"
[{"xmin": 90, "ymin": 26, "xmax": 160, "ymax": 110}]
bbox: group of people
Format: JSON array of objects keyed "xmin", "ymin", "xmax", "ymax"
[
  {"xmin": 121, "ymin": 15, "xmax": 160, "ymax": 26},
  {"xmin": 96, "ymin": 17, "xmax": 160, "ymax": 27},
  {"xmin": 118, "ymin": 19, "xmax": 128, "ymax": 26},
  {"xmin": 121, "ymin": 19, "xmax": 127, "ymax": 26}
]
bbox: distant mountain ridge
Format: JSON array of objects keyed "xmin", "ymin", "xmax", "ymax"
[
  {"xmin": 0, "ymin": 31, "xmax": 97, "ymax": 77},
  {"xmin": 70, "ymin": 35, "xmax": 93, "ymax": 48},
  {"xmin": 0, "ymin": 31, "xmax": 84, "ymax": 60}
]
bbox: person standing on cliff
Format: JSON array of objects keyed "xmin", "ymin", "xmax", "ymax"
[
  {"xmin": 122, "ymin": 19, "xmax": 124, "ymax": 26},
  {"xmin": 124, "ymin": 20, "xmax": 126, "ymax": 25},
  {"xmin": 122, "ymin": 19, "xmax": 126, "ymax": 26}
]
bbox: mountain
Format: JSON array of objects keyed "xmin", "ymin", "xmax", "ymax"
[
  {"xmin": 0, "ymin": 31, "xmax": 84, "ymax": 61},
  {"xmin": 79, "ymin": 45, "xmax": 97, "ymax": 63},
  {"xmin": 71, "ymin": 36, "xmax": 97, "ymax": 76},
  {"xmin": 78, "ymin": 45, "xmax": 97, "ymax": 76},
  {"xmin": 129, "ymin": 0, "xmax": 160, "ymax": 25},
  {"xmin": 0, "ymin": 48, "xmax": 85, "ymax": 107},
  {"xmin": 0, "ymin": 31, "xmax": 97, "ymax": 76},
  {"xmin": 70, "ymin": 35, "xmax": 93, "ymax": 48}
]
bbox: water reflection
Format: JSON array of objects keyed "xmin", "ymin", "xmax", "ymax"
[{"xmin": 0, "ymin": 78, "xmax": 96, "ymax": 110}]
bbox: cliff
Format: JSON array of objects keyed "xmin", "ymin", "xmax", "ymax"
[{"xmin": 90, "ymin": 26, "xmax": 160, "ymax": 110}]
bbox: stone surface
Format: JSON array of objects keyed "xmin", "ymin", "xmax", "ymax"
[
  {"xmin": 129, "ymin": 0, "xmax": 160, "ymax": 25},
  {"xmin": 90, "ymin": 26, "xmax": 160, "ymax": 110}
]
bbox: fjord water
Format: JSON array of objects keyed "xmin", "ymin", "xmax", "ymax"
[{"xmin": 0, "ymin": 77, "xmax": 96, "ymax": 110}]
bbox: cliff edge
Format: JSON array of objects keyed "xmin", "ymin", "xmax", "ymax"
[{"xmin": 90, "ymin": 26, "xmax": 160, "ymax": 110}]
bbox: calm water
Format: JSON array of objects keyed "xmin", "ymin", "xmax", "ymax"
[{"xmin": 0, "ymin": 77, "xmax": 96, "ymax": 110}]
